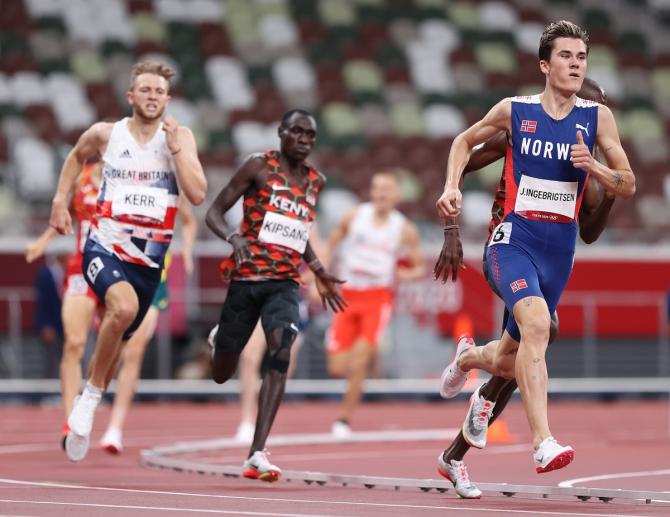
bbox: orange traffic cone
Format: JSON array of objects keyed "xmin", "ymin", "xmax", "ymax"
[
  {"xmin": 487, "ymin": 419, "xmax": 515, "ymax": 443},
  {"xmin": 453, "ymin": 313, "xmax": 474, "ymax": 340}
]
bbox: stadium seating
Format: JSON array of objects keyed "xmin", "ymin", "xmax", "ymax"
[{"xmin": 0, "ymin": 0, "xmax": 667, "ymax": 241}]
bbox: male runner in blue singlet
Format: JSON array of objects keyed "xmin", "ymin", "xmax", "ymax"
[{"xmin": 437, "ymin": 20, "xmax": 635, "ymax": 476}]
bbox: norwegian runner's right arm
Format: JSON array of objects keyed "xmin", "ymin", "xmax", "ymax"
[
  {"xmin": 205, "ymin": 154, "xmax": 266, "ymax": 265},
  {"xmin": 49, "ymin": 122, "xmax": 112, "ymax": 235},
  {"xmin": 437, "ymin": 99, "xmax": 512, "ymax": 220},
  {"xmin": 434, "ymin": 129, "xmax": 507, "ymax": 283}
]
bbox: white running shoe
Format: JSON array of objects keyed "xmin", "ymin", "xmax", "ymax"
[
  {"xmin": 65, "ymin": 431, "xmax": 90, "ymax": 462},
  {"xmin": 243, "ymin": 450, "xmax": 281, "ymax": 482},
  {"xmin": 331, "ymin": 420, "xmax": 352, "ymax": 440},
  {"xmin": 462, "ymin": 383, "xmax": 496, "ymax": 449},
  {"xmin": 207, "ymin": 325, "xmax": 218, "ymax": 358},
  {"xmin": 234, "ymin": 421, "xmax": 255, "ymax": 443},
  {"xmin": 437, "ymin": 452, "xmax": 482, "ymax": 499},
  {"xmin": 533, "ymin": 436, "xmax": 575, "ymax": 474},
  {"xmin": 100, "ymin": 427, "xmax": 123, "ymax": 455},
  {"xmin": 439, "ymin": 335, "xmax": 475, "ymax": 398},
  {"xmin": 65, "ymin": 388, "xmax": 101, "ymax": 462}
]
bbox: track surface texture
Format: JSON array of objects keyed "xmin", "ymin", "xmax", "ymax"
[{"xmin": 0, "ymin": 399, "xmax": 668, "ymax": 516}]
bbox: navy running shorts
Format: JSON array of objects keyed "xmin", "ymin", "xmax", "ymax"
[{"xmin": 82, "ymin": 240, "xmax": 162, "ymax": 340}]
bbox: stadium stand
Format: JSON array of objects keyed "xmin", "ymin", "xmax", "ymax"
[{"xmin": 0, "ymin": 0, "xmax": 668, "ymax": 241}]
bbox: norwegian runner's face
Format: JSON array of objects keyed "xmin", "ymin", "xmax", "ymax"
[{"xmin": 541, "ymin": 37, "xmax": 588, "ymax": 96}]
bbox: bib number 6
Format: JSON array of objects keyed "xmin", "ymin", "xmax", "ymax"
[{"xmin": 488, "ymin": 222, "xmax": 512, "ymax": 246}]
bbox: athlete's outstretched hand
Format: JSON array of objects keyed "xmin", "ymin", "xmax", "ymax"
[
  {"xmin": 436, "ymin": 187, "xmax": 462, "ymax": 219},
  {"xmin": 434, "ymin": 229, "xmax": 465, "ymax": 283},
  {"xmin": 49, "ymin": 199, "xmax": 72, "ymax": 235},
  {"xmin": 314, "ymin": 270, "xmax": 347, "ymax": 313},
  {"xmin": 571, "ymin": 130, "xmax": 594, "ymax": 172},
  {"xmin": 229, "ymin": 234, "xmax": 251, "ymax": 266},
  {"xmin": 162, "ymin": 115, "xmax": 181, "ymax": 154}
]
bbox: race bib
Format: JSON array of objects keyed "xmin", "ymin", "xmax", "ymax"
[
  {"xmin": 514, "ymin": 175, "xmax": 577, "ymax": 223},
  {"xmin": 488, "ymin": 222, "xmax": 512, "ymax": 246},
  {"xmin": 66, "ymin": 274, "xmax": 89, "ymax": 295},
  {"xmin": 112, "ymin": 184, "xmax": 168, "ymax": 222},
  {"xmin": 258, "ymin": 211, "xmax": 311, "ymax": 253}
]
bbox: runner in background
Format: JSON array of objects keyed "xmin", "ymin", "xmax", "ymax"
[
  {"xmin": 324, "ymin": 170, "xmax": 424, "ymax": 438},
  {"xmin": 26, "ymin": 161, "xmax": 102, "ymax": 447}
]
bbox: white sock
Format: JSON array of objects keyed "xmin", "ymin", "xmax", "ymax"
[{"xmin": 83, "ymin": 381, "xmax": 103, "ymax": 401}]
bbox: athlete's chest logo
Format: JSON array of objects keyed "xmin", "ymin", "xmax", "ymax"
[
  {"xmin": 575, "ymin": 122, "xmax": 589, "ymax": 137},
  {"xmin": 268, "ymin": 194, "xmax": 310, "ymax": 218}
]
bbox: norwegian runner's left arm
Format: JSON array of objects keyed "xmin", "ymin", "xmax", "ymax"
[
  {"xmin": 396, "ymin": 221, "xmax": 425, "ymax": 282},
  {"xmin": 571, "ymin": 105, "xmax": 635, "ymax": 199},
  {"xmin": 163, "ymin": 115, "xmax": 207, "ymax": 205}
]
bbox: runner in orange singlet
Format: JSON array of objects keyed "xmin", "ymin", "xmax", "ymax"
[{"xmin": 26, "ymin": 161, "xmax": 102, "ymax": 446}]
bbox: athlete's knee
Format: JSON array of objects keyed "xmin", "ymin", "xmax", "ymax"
[
  {"xmin": 211, "ymin": 352, "xmax": 239, "ymax": 384},
  {"xmin": 122, "ymin": 346, "xmax": 144, "ymax": 366},
  {"xmin": 327, "ymin": 355, "xmax": 347, "ymax": 378},
  {"xmin": 62, "ymin": 336, "xmax": 86, "ymax": 361},
  {"xmin": 519, "ymin": 313, "xmax": 551, "ymax": 345},
  {"xmin": 266, "ymin": 325, "xmax": 298, "ymax": 374},
  {"xmin": 107, "ymin": 301, "xmax": 139, "ymax": 329}
]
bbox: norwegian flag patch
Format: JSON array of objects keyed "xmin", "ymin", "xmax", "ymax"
[
  {"xmin": 520, "ymin": 120, "xmax": 537, "ymax": 133},
  {"xmin": 510, "ymin": 279, "xmax": 528, "ymax": 293}
]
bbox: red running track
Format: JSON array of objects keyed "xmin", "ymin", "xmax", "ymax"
[{"xmin": 0, "ymin": 399, "xmax": 668, "ymax": 516}]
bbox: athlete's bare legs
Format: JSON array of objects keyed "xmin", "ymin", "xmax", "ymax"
[
  {"xmin": 512, "ymin": 296, "xmax": 552, "ymax": 448},
  {"xmin": 239, "ymin": 322, "xmax": 302, "ymax": 440},
  {"xmin": 458, "ymin": 333, "xmax": 518, "ymax": 380},
  {"xmin": 328, "ymin": 339, "xmax": 375, "ymax": 425},
  {"xmin": 60, "ymin": 294, "xmax": 97, "ymax": 417},
  {"xmin": 238, "ymin": 322, "xmax": 266, "ymax": 433},
  {"xmin": 89, "ymin": 282, "xmax": 139, "ymax": 389},
  {"xmin": 104, "ymin": 306, "xmax": 159, "ymax": 437},
  {"xmin": 249, "ymin": 327, "xmax": 297, "ymax": 456}
]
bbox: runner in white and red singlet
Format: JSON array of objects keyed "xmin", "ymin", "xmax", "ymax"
[
  {"xmin": 48, "ymin": 60, "xmax": 206, "ymax": 463},
  {"xmin": 324, "ymin": 171, "xmax": 424, "ymax": 438}
]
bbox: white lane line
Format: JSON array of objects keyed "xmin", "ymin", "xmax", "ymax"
[
  {"xmin": 559, "ymin": 469, "xmax": 670, "ymax": 488},
  {"xmin": 0, "ymin": 480, "xmax": 654, "ymax": 517},
  {"xmin": 0, "ymin": 501, "xmax": 345, "ymax": 517},
  {"xmin": 0, "ymin": 444, "xmax": 56, "ymax": 455},
  {"xmin": 560, "ymin": 469, "xmax": 670, "ymax": 503}
]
